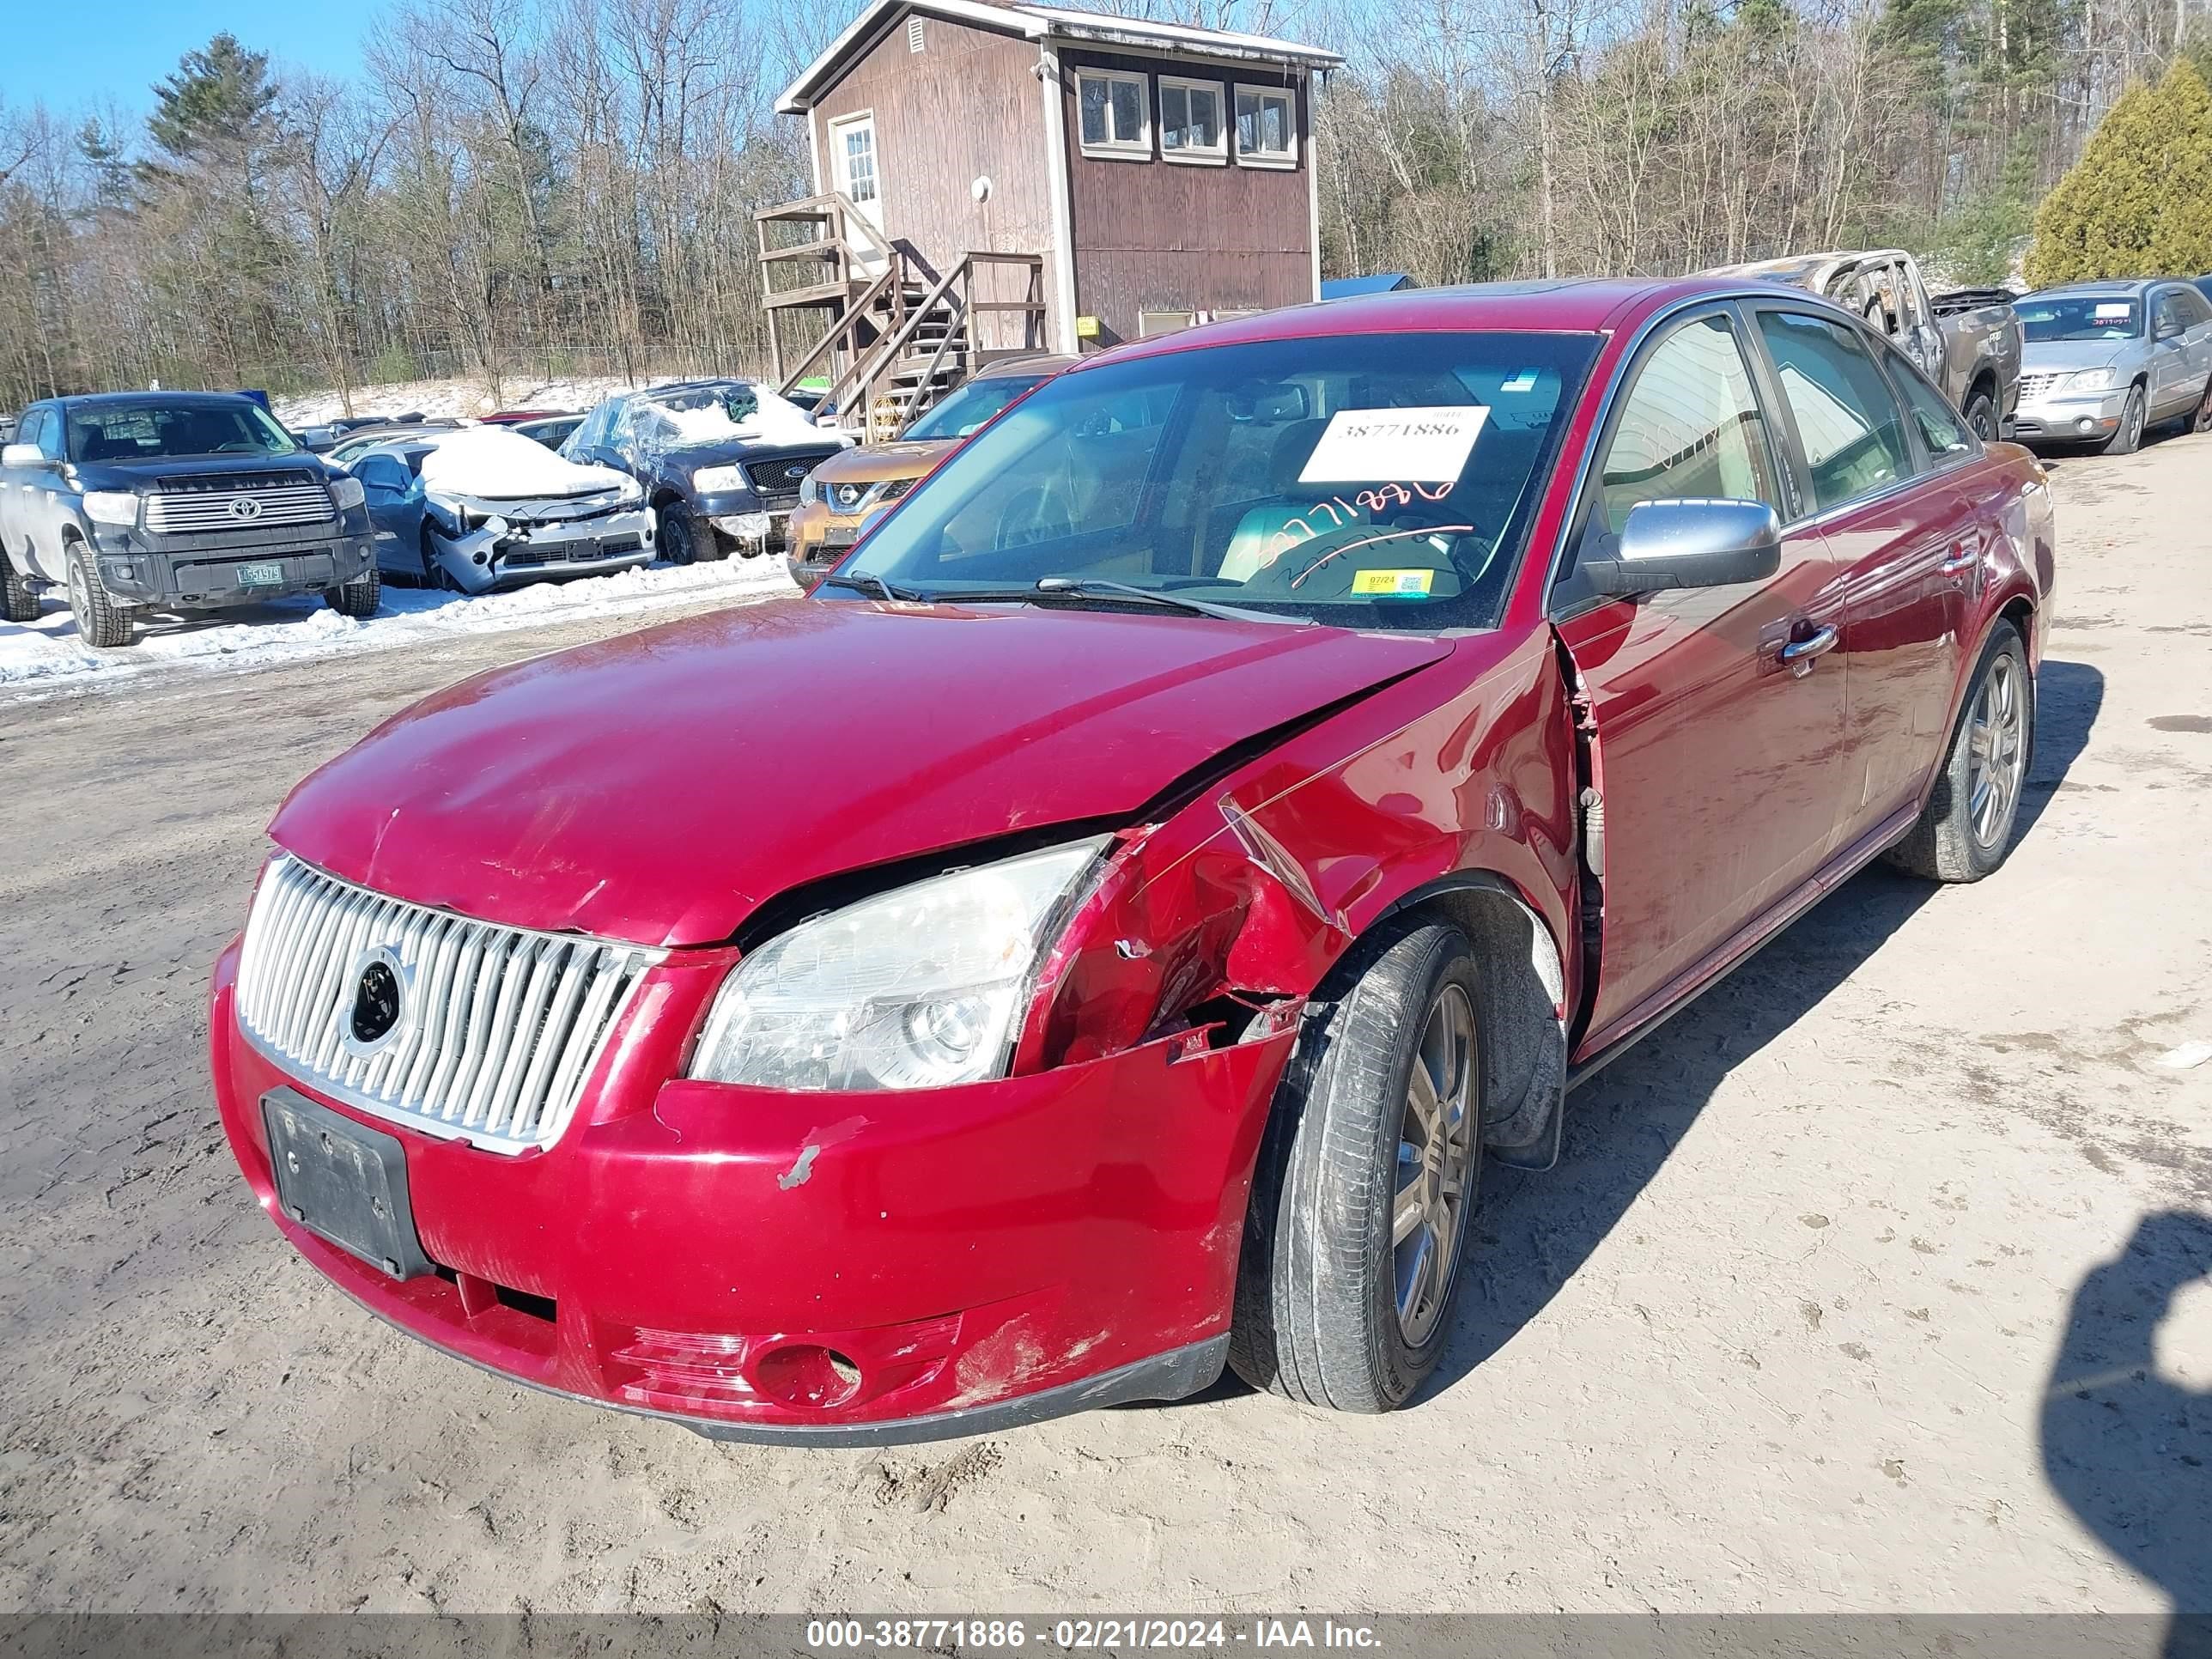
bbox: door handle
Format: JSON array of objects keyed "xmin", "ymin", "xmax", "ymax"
[
  {"xmin": 1937, "ymin": 544, "xmax": 1979, "ymax": 575},
  {"xmin": 1778, "ymin": 624, "xmax": 1838, "ymax": 670}
]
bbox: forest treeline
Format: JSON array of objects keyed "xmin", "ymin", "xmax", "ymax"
[{"xmin": 1, "ymin": 0, "xmax": 2205, "ymax": 408}]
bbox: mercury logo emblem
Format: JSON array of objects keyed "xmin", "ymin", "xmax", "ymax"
[
  {"xmin": 341, "ymin": 945, "xmax": 407, "ymax": 1056},
  {"xmin": 228, "ymin": 495, "xmax": 263, "ymax": 522}
]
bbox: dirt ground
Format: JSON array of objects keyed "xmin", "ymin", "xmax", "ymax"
[{"xmin": 1, "ymin": 434, "xmax": 2207, "ymax": 1619}]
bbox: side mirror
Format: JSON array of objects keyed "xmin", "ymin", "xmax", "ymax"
[
  {"xmin": 2, "ymin": 443, "xmax": 43, "ymax": 468},
  {"xmin": 1582, "ymin": 499, "xmax": 1783, "ymax": 596}
]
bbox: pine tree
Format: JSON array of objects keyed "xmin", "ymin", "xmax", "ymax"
[
  {"xmin": 2027, "ymin": 62, "xmax": 2212, "ymax": 284},
  {"xmin": 147, "ymin": 34, "xmax": 279, "ymax": 162},
  {"xmin": 2145, "ymin": 60, "xmax": 2212, "ymax": 276}
]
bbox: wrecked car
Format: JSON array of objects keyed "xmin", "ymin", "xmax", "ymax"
[
  {"xmin": 349, "ymin": 426, "xmax": 651, "ymax": 592},
  {"xmin": 1714, "ymin": 249, "xmax": 2021, "ymax": 441},
  {"xmin": 562, "ymin": 379, "xmax": 847, "ymax": 563},
  {"xmin": 210, "ymin": 277, "xmax": 2052, "ymax": 1443}
]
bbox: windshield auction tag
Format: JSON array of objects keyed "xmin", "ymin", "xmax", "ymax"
[
  {"xmin": 1351, "ymin": 568, "xmax": 1435, "ymax": 596},
  {"xmin": 2094, "ymin": 303, "xmax": 2132, "ymax": 321},
  {"xmin": 1299, "ymin": 406, "xmax": 1489, "ymax": 484}
]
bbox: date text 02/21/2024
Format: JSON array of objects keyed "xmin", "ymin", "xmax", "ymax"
[{"xmin": 802, "ymin": 1620, "xmax": 1382, "ymax": 1650}]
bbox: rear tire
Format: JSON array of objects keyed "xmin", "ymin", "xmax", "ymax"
[
  {"xmin": 2192, "ymin": 375, "xmax": 2212, "ymax": 436},
  {"xmin": 1230, "ymin": 920, "xmax": 1484, "ymax": 1413},
  {"xmin": 64, "ymin": 538, "xmax": 134, "ymax": 648},
  {"xmin": 2, "ymin": 545, "xmax": 39, "ymax": 623},
  {"xmin": 1885, "ymin": 620, "xmax": 2032, "ymax": 883},
  {"xmin": 325, "ymin": 565, "xmax": 381, "ymax": 618},
  {"xmin": 1963, "ymin": 389, "xmax": 1999, "ymax": 443},
  {"xmin": 2102, "ymin": 386, "xmax": 2146, "ymax": 455}
]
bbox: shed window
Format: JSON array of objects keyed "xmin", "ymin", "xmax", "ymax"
[
  {"xmin": 1077, "ymin": 68, "xmax": 1151, "ymax": 158},
  {"xmin": 1234, "ymin": 84, "xmax": 1297, "ymax": 168},
  {"xmin": 1158, "ymin": 76, "xmax": 1225, "ymax": 163}
]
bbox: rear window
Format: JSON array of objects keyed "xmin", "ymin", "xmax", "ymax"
[{"xmin": 67, "ymin": 401, "xmax": 301, "ymax": 463}]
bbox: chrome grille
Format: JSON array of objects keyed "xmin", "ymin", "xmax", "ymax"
[
  {"xmin": 146, "ymin": 479, "xmax": 336, "ymax": 533},
  {"xmin": 2017, "ymin": 372, "xmax": 2063, "ymax": 400},
  {"xmin": 234, "ymin": 856, "xmax": 662, "ymax": 1154}
]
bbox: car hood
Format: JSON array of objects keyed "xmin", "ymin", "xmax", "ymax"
[
  {"xmin": 2022, "ymin": 339, "xmax": 2137, "ymax": 374},
  {"xmin": 268, "ymin": 599, "xmax": 1452, "ymax": 947},
  {"xmin": 809, "ymin": 440, "xmax": 957, "ymax": 487},
  {"xmin": 68, "ymin": 453, "xmax": 338, "ymax": 488}
]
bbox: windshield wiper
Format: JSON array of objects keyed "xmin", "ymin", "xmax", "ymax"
[
  {"xmin": 820, "ymin": 571, "xmax": 919, "ymax": 602},
  {"xmin": 1032, "ymin": 576, "xmax": 1313, "ymax": 627}
]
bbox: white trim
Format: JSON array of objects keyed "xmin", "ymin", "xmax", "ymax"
[
  {"xmin": 806, "ymin": 110, "xmax": 823, "ymax": 196},
  {"xmin": 1232, "ymin": 82, "xmax": 1297, "ymax": 168},
  {"xmin": 1157, "ymin": 73, "xmax": 1228, "ymax": 165},
  {"xmin": 775, "ymin": 0, "xmax": 1340, "ymax": 113},
  {"xmin": 1304, "ymin": 72, "xmax": 1321, "ymax": 300},
  {"xmin": 1073, "ymin": 65, "xmax": 1152, "ymax": 159},
  {"xmin": 1038, "ymin": 44, "xmax": 1080, "ymax": 356}
]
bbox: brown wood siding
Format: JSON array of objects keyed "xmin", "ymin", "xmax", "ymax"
[
  {"xmin": 1060, "ymin": 49, "xmax": 1313, "ymax": 349},
  {"xmin": 811, "ymin": 16, "xmax": 1060, "ymax": 347}
]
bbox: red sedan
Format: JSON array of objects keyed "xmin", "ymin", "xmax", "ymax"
[{"xmin": 209, "ymin": 278, "xmax": 2053, "ymax": 1442}]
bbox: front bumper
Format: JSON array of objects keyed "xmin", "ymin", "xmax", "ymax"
[
  {"xmin": 92, "ymin": 511, "xmax": 375, "ymax": 608},
  {"xmin": 210, "ymin": 939, "xmax": 1295, "ymax": 1443},
  {"xmin": 2009, "ymin": 386, "xmax": 2130, "ymax": 443}
]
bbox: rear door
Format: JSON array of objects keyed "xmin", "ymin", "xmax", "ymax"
[
  {"xmin": 1552, "ymin": 305, "xmax": 1849, "ymax": 1046},
  {"xmin": 1745, "ymin": 303, "xmax": 1962, "ymax": 830}
]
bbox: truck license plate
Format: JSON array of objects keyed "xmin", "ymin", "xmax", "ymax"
[{"xmin": 238, "ymin": 561, "xmax": 284, "ymax": 587}]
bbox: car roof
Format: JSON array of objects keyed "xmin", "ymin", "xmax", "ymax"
[
  {"xmin": 55, "ymin": 390, "xmax": 261, "ymax": 410},
  {"xmin": 1082, "ymin": 277, "xmax": 1770, "ymax": 370},
  {"xmin": 2023, "ymin": 279, "xmax": 2159, "ymax": 297}
]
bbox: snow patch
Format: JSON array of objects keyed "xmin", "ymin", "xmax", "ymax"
[
  {"xmin": 0, "ymin": 561, "xmax": 797, "ymax": 699},
  {"xmin": 417, "ymin": 427, "xmax": 632, "ymax": 499}
]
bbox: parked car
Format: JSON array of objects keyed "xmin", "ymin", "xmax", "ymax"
[
  {"xmin": 324, "ymin": 422, "xmax": 461, "ymax": 467},
  {"xmin": 347, "ymin": 425, "xmax": 651, "ymax": 592},
  {"xmin": 512, "ymin": 414, "xmax": 582, "ymax": 451},
  {"xmin": 2008, "ymin": 279, "xmax": 2212, "ymax": 453},
  {"xmin": 561, "ymin": 379, "xmax": 848, "ymax": 562},
  {"xmin": 1, "ymin": 391, "xmax": 378, "ymax": 647},
  {"xmin": 479, "ymin": 408, "xmax": 572, "ymax": 426},
  {"xmin": 1713, "ymin": 249, "xmax": 2021, "ymax": 440},
  {"xmin": 210, "ymin": 276, "xmax": 2051, "ymax": 1443},
  {"xmin": 290, "ymin": 415, "xmax": 409, "ymax": 454},
  {"xmin": 787, "ymin": 354, "xmax": 1077, "ymax": 589}
]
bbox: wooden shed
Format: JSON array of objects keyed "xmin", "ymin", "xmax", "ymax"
[{"xmin": 759, "ymin": 0, "xmax": 1340, "ymax": 427}]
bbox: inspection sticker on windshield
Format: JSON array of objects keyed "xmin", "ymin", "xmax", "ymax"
[
  {"xmin": 1351, "ymin": 568, "xmax": 1435, "ymax": 596},
  {"xmin": 1299, "ymin": 406, "xmax": 1488, "ymax": 483}
]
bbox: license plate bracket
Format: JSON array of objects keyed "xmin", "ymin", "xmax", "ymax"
[
  {"xmin": 261, "ymin": 1087, "xmax": 435, "ymax": 1280},
  {"xmin": 238, "ymin": 560, "xmax": 284, "ymax": 587}
]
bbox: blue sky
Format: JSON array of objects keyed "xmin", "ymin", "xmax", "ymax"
[{"xmin": 2, "ymin": 0, "xmax": 377, "ymax": 117}]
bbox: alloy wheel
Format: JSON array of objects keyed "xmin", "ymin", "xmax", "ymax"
[
  {"xmin": 1967, "ymin": 654, "xmax": 2027, "ymax": 850},
  {"xmin": 1392, "ymin": 981, "xmax": 1478, "ymax": 1346},
  {"xmin": 66, "ymin": 557, "xmax": 90, "ymax": 617}
]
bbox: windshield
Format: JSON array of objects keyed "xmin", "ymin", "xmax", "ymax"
[
  {"xmin": 844, "ymin": 331, "xmax": 1597, "ymax": 632},
  {"xmin": 66, "ymin": 400, "xmax": 301, "ymax": 463},
  {"xmin": 904, "ymin": 374, "xmax": 1045, "ymax": 441},
  {"xmin": 2018, "ymin": 295, "xmax": 2142, "ymax": 342}
]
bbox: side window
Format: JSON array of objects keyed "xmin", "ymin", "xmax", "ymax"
[
  {"xmin": 1593, "ymin": 313, "xmax": 1783, "ymax": 537},
  {"xmin": 356, "ymin": 454, "xmax": 409, "ymax": 492},
  {"xmin": 14, "ymin": 410, "xmax": 46, "ymax": 456},
  {"xmin": 1754, "ymin": 309, "xmax": 1915, "ymax": 513},
  {"xmin": 2179, "ymin": 289, "xmax": 2212, "ymax": 328},
  {"xmin": 1885, "ymin": 345, "xmax": 1973, "ymax": 465},
  {"xmin": 34, "ymin": 410, "xmax": 64, "ymax": 461}
]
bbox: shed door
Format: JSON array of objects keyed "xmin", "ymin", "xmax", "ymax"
[{"xmin": 828, "ymin": 112, "xmax": 887, "ymax": 276}]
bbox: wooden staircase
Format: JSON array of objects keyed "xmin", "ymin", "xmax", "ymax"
[{"xmin": 757, "ymin": 193, "xmax": 1048, "ymax": 440}]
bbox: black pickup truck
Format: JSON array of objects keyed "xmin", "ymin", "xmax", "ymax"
[{"xmin": 0, "ymin": 391, "xmax": 380, "ymax": 647}]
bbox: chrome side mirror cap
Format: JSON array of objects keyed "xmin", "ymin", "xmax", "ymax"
[
  {"xmin": 1, "ymin": 443, "xmax": 42, "ymax": 469},
  {"xmin": 1583, "ymin": 498, "xmax": 1783, "ymax": 596}
]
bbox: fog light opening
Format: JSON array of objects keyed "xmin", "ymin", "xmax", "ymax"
[{"xmin": 754, "ymin": 1342, "xmax": 865, "ymax": 1409}]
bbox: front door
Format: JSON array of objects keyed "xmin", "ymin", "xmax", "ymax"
[
  {"xmin": 828, "ymin": 112, "xmax": 887, "ymax": 277},
  {"xmin": 1552, "ymin": 306, "xmax": 1850, "ymax": 1049}
]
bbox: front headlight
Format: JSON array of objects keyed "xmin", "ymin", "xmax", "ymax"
[
  {"xmin": 798, "ymin": 475, "xmax": 820, "ymax": 507},
  {"xmin": 330, "ymin": 476, "xmax": 366, "ymax": 510},
  {"xmin": 689, "ymin": 839, "xmax": 1107, "ymax": 1091},
  {"xmin": 82, "ymin": 491, "xmax": 140, "ymax": 527},
  {"xmin": 2065, "ymin": 367, "xmax": 2120, "ymax": 392},
  {"xmin": 691, "ymin": 464, "xmax": 744, "ymax": 492}
]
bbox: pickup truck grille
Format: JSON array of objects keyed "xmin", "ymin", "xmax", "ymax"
[
  {"xmin": 146, "ymin": 475, "xmax": 336, "ymax": 533},
  {"xmin": 234, "ymin": 856, "xmax": 662, "ymax": 1154}
]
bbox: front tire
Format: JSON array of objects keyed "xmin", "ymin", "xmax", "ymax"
[
  {"xmin": 2102, "ymin": 386, "xmax": 2146, "ymax": 455},
  {"xmin": 325, "ymin": 566, "xmax": 381, "ymax": 618},
  {"xmin": 657, "ymin": 502, "xmax": 701, "ymax": 566},
  {"xmin": 2, "ymin": 545, "xmax": 39, "ymax": 623},
  {"xmin": 64, "ymin": 539, "xmax": 134, "ymax": 648},
  {"xmin": 2192, "ymin": 375, "xmax": 2212, "ymax": 436},
  {"xmin": 1231, "ymin": 920, "xmax": 1484, "ymax": 1413},
  {"xmin": 1886, "ymin": 620, "xmax": 2033, "ymax": 883}
]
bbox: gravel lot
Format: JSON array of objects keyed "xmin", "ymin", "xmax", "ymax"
[{"xmin": 1, "ymin": 438, "xmax": 2207, "ymax": 1619}]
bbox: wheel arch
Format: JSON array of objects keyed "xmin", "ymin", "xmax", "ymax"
[{"xmin": 1369, "ymin": 871, "xmax": 1569, "ymax": 1170}]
